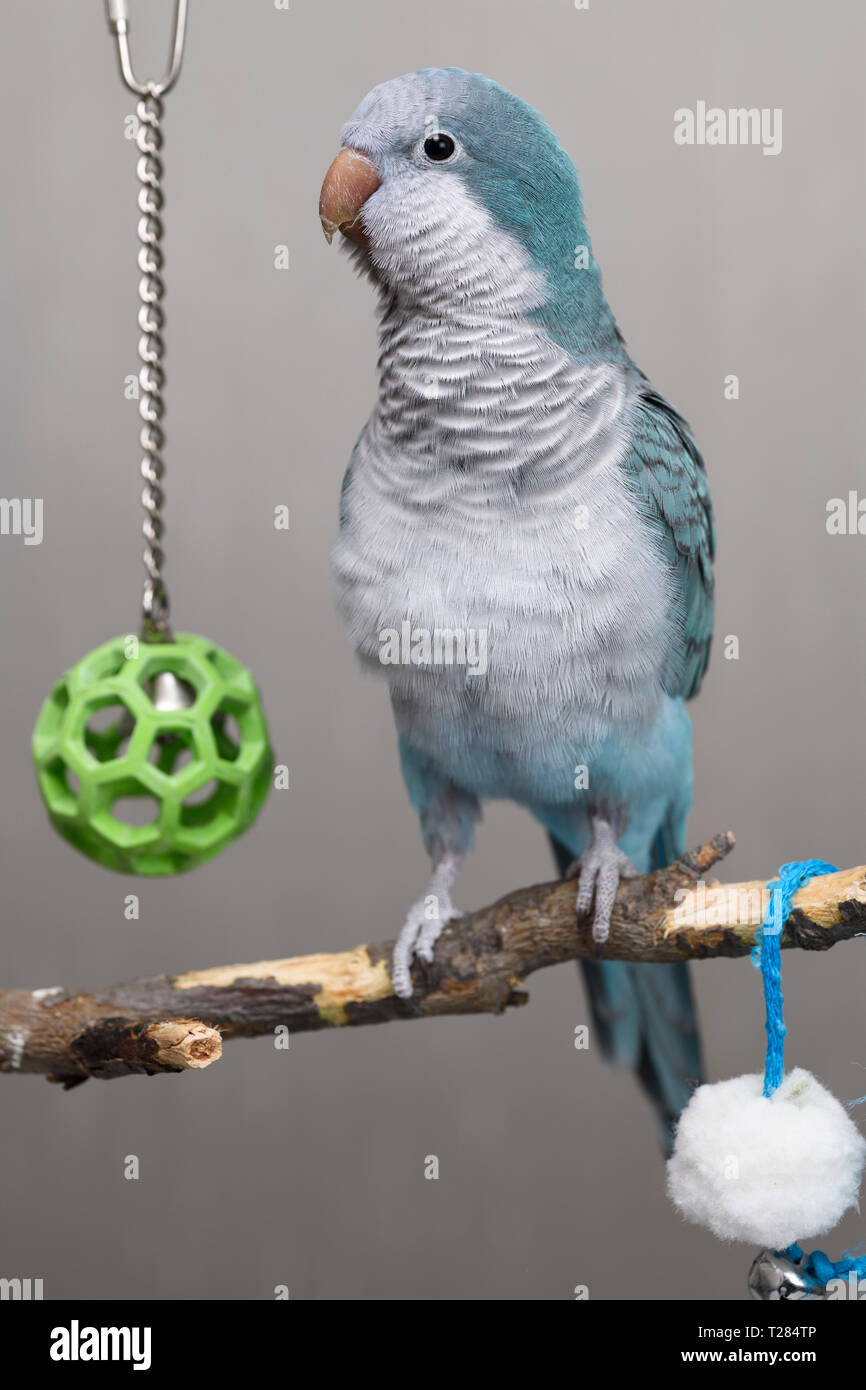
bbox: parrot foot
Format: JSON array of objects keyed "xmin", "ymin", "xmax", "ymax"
[
  {"xmin": 567, "ymin": 819, "xmax": 639, "ymax": 944},
  {"xmin": 392, "ymin": 852, "xmax": 464, "ymax": 999}
]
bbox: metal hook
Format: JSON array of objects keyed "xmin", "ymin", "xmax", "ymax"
[{"xmin": 105, "ymin": 0, "xmax": 189, "ymax": 98}]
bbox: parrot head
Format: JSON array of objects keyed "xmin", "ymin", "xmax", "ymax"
[{"xmin": 319, "ymin": 67, "xmax": 622, "ymax": 358}]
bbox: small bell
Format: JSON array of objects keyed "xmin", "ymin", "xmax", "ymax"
[
  {"xmin": 748, "ymin": 1249, "xmax": 825, "ymax": 1301},
  {"xmin": 148, "ymin": 671, "xmax": 194, "ymax": 713}
]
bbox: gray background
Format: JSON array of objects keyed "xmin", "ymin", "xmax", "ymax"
[{"xmin": 1, "ymin": 0, "xmax": 863, "ymax": 1301}]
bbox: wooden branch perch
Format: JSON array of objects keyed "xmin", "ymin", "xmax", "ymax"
[{"xmin": 3, "ymin": 832, "xmax": 865, "ymax": 1087}]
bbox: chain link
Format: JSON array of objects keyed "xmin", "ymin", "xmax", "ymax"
[
  {"xmin": 136, "ymin": 88, "xmax": 171, "ymax": 640},
  {"xmin": 106, "ymin": 2, "xmax": 189, "ymax": 641}
]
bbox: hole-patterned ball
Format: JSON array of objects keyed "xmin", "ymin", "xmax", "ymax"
[{"xmin": 32, "ymin": 634, "xmax": 272, "ymax": 875}]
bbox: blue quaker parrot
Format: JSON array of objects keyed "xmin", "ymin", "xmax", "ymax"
[{"xmin": 319, "ymin": 68, "xmax": 714, "ymax": 1147}]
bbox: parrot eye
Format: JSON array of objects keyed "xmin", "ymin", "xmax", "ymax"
[{"xmin": 422, "ymin": 131, "xmax": 457, "ymax": 163}]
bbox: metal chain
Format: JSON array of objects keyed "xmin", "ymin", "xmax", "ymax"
[
  {"xmin": 136, "ymin": 88, "xmax": 171, "ymax": 640},
  {"xmin": 105, "ymin": 2, "xmax": 189, "ymax": 642}
]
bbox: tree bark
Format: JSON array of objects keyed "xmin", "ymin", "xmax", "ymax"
[{"xmin": 2, "ymin": 832, "xmax": 864, "ymax": 1086}]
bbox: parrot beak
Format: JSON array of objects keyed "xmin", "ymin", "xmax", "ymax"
[{"xmin": 319, "ymin": 148, "xmax": 381, "ymax": 246}]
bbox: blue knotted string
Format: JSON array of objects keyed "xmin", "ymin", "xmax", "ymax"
[
  {"xmin": 751, "ymin": 859, "xmax": 837, "ymax": 1097},
  {"xmin": 755, "ymin": 859, "xmax": 866, "ymax": 1290},
  {"xmin": 785, "ymin": 1241, "xmax": 866, "ymax": 1290}
]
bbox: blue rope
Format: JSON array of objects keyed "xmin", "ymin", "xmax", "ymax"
[
  {"xmin": 754, "ymin": 859, "xmax": 866, "ymax": 1291},
  {"xmin": 752, "ymin": 859, "xmax": 837, "ymax": 1097},
  {"xmin": 784, "ymin": 1242, "xmax": 866, "ymax": 1290}
]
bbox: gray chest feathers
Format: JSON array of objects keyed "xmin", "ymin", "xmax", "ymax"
[{"xmin": 332, "ymin": 315, "xmax": 675, "ymax": 788}]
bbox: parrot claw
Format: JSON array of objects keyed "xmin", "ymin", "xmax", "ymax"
[
  {"xmin": 569, "ymin": 818, "xmax": 639, "ymax": 944},
  {"xmin": 392, "ymin": 853, "xmax": 463, "ymax": 998}
]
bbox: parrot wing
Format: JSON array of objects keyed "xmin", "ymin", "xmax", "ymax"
[
  {"xmin": 560, "ymin": 384, "xmax": 713, "ymax": 1147},
  {"xmin": 621, "ymin": 384, "xmax": 715, "ymax": 700}
]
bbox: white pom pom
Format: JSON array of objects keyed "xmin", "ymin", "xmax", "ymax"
[{"xmin": 667, "ymin": 1068, "xmax": 866, "ymax": 1248}]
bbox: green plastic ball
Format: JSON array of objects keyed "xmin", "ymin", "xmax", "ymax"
[{"xmin": 32, "ymin": 633, "xmax": 272, "ymax": 875}]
